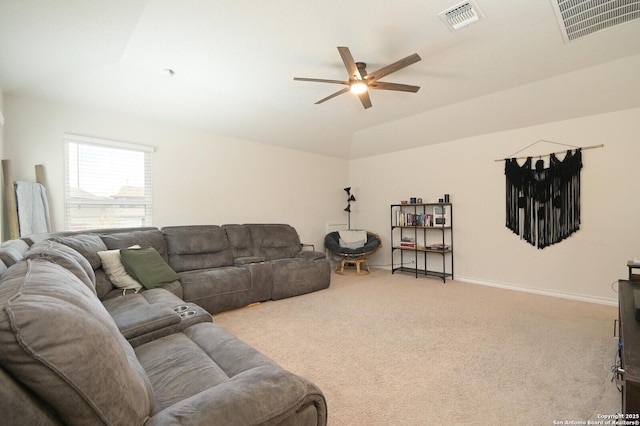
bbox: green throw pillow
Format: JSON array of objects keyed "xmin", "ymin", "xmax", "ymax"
[{"xmin": 119, "ymin": 247, "xmax": 179, "ymax": 289}]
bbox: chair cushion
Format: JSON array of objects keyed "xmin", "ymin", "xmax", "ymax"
[
  {"xmin": 325, "ymin": 231, "xmax": 381, "ymax": 256},
  {"xmin": 338, "ymin": 230, "xmax": 367, "ymax": 249}
]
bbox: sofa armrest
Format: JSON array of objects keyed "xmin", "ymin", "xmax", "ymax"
[
  {"xmin": 295, "ymin": 251, "xmax": 326, "ymax": 261},
  {"xmin": 147, "ymin": 366, "xmax": 327, "ymax": 426},
  {"xmin": 233, "ymin": 256, "xmax": 264, "ymax": 265},
  {"xmin": 111, "ymin": 306, "xmax": 181, "ymax": 340}
]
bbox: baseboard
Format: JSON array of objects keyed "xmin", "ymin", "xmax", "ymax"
[{"xmin": 455, "ymin": 275, "xmax": 618, "ymax": 307}]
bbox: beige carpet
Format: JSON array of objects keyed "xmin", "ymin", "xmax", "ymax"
[{"xmin": 214, "ymin": 269, "xmax": 621, "ymax": 425}]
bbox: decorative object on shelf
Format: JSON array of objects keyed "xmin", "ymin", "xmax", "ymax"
[
  {"xmin": 400, "ymin": 200, "xmax": 408, "ymax": 205},
  {"xmin": 410, "ymin": 197, "xmax": 417, "ymax": 204},
  {"xmin": 343, "ymin": 187, "xmax": 356, "ymax": 230},
  {"xmin": 417, "ymin": 198, "xmax": 423, "ymax": 203},
  {"xmin": 444, "ymin": 194, "xmax": 450, "ymax": 203},
  {"xmin": 500, "ymin": 140, "xmax": 603, "ymax": 249}
]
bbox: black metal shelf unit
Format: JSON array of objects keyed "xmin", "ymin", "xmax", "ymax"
[{"xmin": 390, "ymin": 203, "xmax": 454, "ymax": 282}]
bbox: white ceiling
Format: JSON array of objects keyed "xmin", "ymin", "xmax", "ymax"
[{"xmin": 1, "ymin": 0, "xmax": 639, "ymax": 159}]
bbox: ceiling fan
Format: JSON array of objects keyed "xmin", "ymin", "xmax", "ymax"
[{"xmin": 294, "ymin": 46, "xmax": 421, "ymax": 109}]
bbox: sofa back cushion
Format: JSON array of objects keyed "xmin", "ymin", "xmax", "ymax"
[
  {"xmin": 0, "ymin": 367, "xmax": 62, "ymax": 425},
  {"xmin": 51, "ymin": 233, "xmax": 107, "ymax": 271},
  {"xmin": 101, "ymin": 229, "xmax": 169, "ymax": 260},
  {"xmin": 0, "ymin": 239, "xmax": 29, "ymax": 267},
  {"xmin": 23, "ymin": 240, "xmax": 96, "ymax": 295},
  {"xmin": 0, "ymin": 259, "xmax": 154, "ymax": 425},
  {"xmin": 246, "ymin": 224, "xmax": 301, "ymax": 261},
  {"xmin": 162, "ymin": 225, "xmax": 234, "ymax": 272},
  {"xmin": 222, "ymin": 224, "xmax": 254, "ymax": 259}
]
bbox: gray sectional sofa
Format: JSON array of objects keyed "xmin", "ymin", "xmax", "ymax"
[{"xmin": 0, "ymin": 223, "xmax": 330, "ymax": 425}]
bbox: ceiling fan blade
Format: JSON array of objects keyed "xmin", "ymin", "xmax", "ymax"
[
  {"xmin": 358, "ymin": 91, "xmax": 372, "ymax": 109},
  {"xmin": 294, "ymin": 77, "xmax": 349, "ymax": 85},
  {"xmin": 315, "ymin": 87, "xmax": 350, "ymax": 104},
  {"xmin": 368, "ymin": 81, "xmax": 420, "ymax": 93},
  {"xmin": 337, "ymin": 46, "xmax": 362, "ymax": 80},
  {"xmin": 365, "ymin": 53, "xmax": 421, "ymax": 81}
]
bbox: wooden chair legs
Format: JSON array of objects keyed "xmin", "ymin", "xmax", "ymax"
[{"xmin": 336, "ymin": 257, "xmax": 370, "ymax": 276}]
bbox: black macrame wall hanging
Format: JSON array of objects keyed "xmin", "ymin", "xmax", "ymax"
[{"xmin": 501, "ymin": 141, "xmax": 602, "ymax": 249}]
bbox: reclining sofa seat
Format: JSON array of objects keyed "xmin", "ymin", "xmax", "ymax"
[
  {"xmin": 163, "ymin": 224, "xmax": 331, "ymax": 314},
  {"xmin": 223, "ymin": 224, "xmax": 331, "ymax": 300},
  {"xmin": 162, "ymin": 225, "xmax": 271, "ymax": 314}
]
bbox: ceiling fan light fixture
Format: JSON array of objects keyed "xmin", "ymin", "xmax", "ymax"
[{"xmin": 350, "ymin": 81, "xmax": 368, "ymax": 94}]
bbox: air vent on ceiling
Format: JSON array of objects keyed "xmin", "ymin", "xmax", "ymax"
[
  {"xmin": 438, "ymin": 0, "xmax": 485, "ymax": 31},
  {"xmin": 551, "ymin": 0, "xmax": 640, "ymax": 43}
]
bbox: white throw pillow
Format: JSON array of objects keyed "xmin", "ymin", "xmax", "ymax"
[
  {"xmin": 338, "ymin": 230, "xmax": 367, "ymax": 249},
  {"xmin": 97, "ymin": 245, "xmax": 142, "ymax": 290}
]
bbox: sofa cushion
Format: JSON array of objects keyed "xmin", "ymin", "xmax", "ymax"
[
  {"xmin": 247, "ymin": 224, "xmax": 302, "ymax": 261},
  {"xmin": 178, "ymin": 266, "xmax": 253, "ymax": 314},
  {"xmin": 120, "ymin": 247, "xmax": 180, "ymax": 289},
  {"xmin": 100, "ymin": 229, "xmax": 169, "ymax": 261},
  {"xmin": 101, "ymin": 288, "xmax": 211, "ymax": 347},
  {"xmin": 162, "ymin": 225, "xmax": 234, "ymax": 272},
  {"xmin": 222, "ymin": 224, "xmax": 254, "ymax": 259},
  {"xmin": 271, "ymin": 258, "xmax": 331, "ymax": 300},
  {"xmin": 23, "ymin": 240, "xmax": 96, "ymax": 294},
  {"xmin": 52, "ymin": 233, "xmax": 107, "ymax": 270},
  {"xmin": 136, "ymin": 323, "xmax": 327, "ymax": 425},
  {"xmin": 135, "ymin": 322, "xmax": 283, "ymax": 411},
  {"xmin": 0, "ymin": 239, "xmax": 29, "ymax": 267},
  {"xmin": 97, "ymin": 246, "xmax": 143, "ymax": 291},
  {"xmin": 0, "ymin": 259, "xmax": 154, "ymax": 425},
  {"xmin": 0, "ymin": 367, "xmax": 62, "ymax": 425}
]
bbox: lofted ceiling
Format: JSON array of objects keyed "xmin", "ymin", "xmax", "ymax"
[{"xmin": 0, "ymin": 0, "xmax": 639, "ymax": 159}]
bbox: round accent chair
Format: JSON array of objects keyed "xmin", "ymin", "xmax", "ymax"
[{"xmin": 324, "ymin": 231, "xmax": 382, "ymax": 276}]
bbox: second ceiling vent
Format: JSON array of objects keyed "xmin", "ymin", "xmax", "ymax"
[{"xmin": 551, "ymin": 0, "xmax": 640, "ymax": 42}]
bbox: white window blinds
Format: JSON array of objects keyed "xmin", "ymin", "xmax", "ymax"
[{"xmin": 64, "ymin": 134, "xmax": 153, "ymax": 231}]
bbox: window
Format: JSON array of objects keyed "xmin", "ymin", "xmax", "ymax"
[{"xmin": 64, "ymin": 134, "xmax": 153, "ymax": 231}]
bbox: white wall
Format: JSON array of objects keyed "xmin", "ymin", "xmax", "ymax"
[
  {"xmin": 2, "ymin": 96, "xmax": 348, "ymax": 250},
  {"xmin": 349, "ymin": 107, "xmax": 640, "ymax": 304}
]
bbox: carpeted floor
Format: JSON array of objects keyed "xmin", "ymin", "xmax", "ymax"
[{"xmin": 214, "ymin": 269, "xmax": 621, "ymax": 425}]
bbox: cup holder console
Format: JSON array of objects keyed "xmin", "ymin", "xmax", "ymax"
[
  {"xmin": 180, "ymin": 310, "xmax": 197, "ymax": 318},
  {"xmin": 174, "ymin": 305, "xmax": 190, "ymax": 313}
]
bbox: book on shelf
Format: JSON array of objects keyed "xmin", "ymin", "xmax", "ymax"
[
  {"xmin": 400, "ymin": 236, "xmax": 416, "ymax": 248},
  {"xmin": 395, "ymin": 211, "xmax": 427, "ymax": 227},
  {"xmin": 426, "ymin": 214, "xmax": 433, "ymax": 227},
  {"xmin": 426, "ymin": 243, "xmax": 450, "ymax": 250}
]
